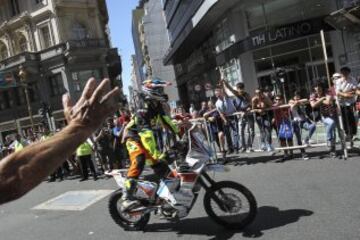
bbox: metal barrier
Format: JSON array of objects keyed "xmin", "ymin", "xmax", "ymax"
[{"xmin": 173, "ymin": 99, "xmax": 352, "ymax": 162}]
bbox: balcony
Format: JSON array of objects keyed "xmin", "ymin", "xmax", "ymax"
[{"xmin": 66, "ymin": 39, "xmax": 107, "ymax": 50}]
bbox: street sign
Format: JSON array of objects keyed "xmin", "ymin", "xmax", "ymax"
[{"xmin": 0, "ymin": 72, "xmax": 15, "ymax": 88}]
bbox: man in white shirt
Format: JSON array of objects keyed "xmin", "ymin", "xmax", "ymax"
[
  {"xmin": 335, "ymin": 67, "xmax": 358, "ymax": 146},
  {"xmin": 215, "ymin": 84, "xmax": 238, "ymax": 155}
]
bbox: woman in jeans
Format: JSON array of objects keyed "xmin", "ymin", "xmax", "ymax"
[
  {"xmin": 310, "ymin": 83, "xmax": 339, "ymax": 157},
  {"xmin": 252, "ymin": 88, "xmax": 274, "ymax": 153},
  {"xmin": 289, "ymin": 91, "xmax": 315, "ymax": 160}
]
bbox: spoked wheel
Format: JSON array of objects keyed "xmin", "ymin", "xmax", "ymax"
[
  {"xmin": 108, "ymin": 190, "xmax": 150, "ymax": 231},
  {"xmin": 204, "ymin": 181, "xmax": 257, "ymax": 230}
]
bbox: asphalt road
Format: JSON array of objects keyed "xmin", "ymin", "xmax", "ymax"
[{"xmin": 1, "ymin": 151, "xmax": 360, "ymax": 240}]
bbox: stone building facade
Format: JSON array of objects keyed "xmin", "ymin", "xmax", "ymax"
[{"xmin": 0, "ymin": 0, "xmax": 122, "ymax": 142}]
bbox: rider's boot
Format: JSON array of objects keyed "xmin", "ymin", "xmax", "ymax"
[{"xmin": 121, "ymin": 178, "xmax": 139, "ymax": 210}]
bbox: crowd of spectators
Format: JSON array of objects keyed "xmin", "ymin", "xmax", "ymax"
[
  {"xmin": 0, "ymin": 66, "xmax": 359, "ymax": 183},
  {"xmin": 177, "ymin": 66, "xmax": 360, "ymax": 162}
]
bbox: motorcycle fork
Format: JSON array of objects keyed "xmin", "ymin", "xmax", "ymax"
[
  {"xmin": 198, "ymin": 172, "xmax": 217, "ymax": 190},
  {"xmin": 199, "ymin": 172, "xmax": 230, "ymax": 212}
]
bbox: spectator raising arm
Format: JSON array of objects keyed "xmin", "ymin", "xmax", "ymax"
[{"xmin": 0, "ymin": 78, "xmax": 119, "ymax": 205}]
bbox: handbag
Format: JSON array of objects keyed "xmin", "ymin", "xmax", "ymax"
[{"xmin": 278, "ymin": 119, "xmax": 293, "ymax": 140}]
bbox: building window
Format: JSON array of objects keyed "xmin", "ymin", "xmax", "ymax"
[
  {"xmin": 10, "ymin": 0, "xmax": 20, "ymax": 17},
  {"xmin": 28, "ymin": 82, "xmax": 39, "ymax": 102},
  {"xmin": 49, "ymin": 74, "xmax": 65, "ymax": 97},
  {"xmin": 221, "ymin": 59, "xmax": 241, "ymax": 87},
  {"xmin": 214, "ymin": 18, "xmax": 235, "ymax": 53},
  {"xmin": 14, "ymin": 87, "xmax": 26, "ymax": 106},
  {"xmin": 71, "ymin": 22, "xmax": 88, "ymax": 40},
  {"xmin": 72, "ymin": 70, "xmax": 101, "ymax": 92},
  {"xmin": 39, "ymin": 24, "xmax": 53, "ymax": 49},
  {"xmin": 0, "ymin": 91, "xmax": 11, "ymax": 109},
  {"xmin": 0, "ymin": 43, "xmax": 8, "ymax": 61}
]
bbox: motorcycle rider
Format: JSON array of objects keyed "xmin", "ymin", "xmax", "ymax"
[{"xmin": 121, "ymin": 78, "xmax": 180, "ymax": 209}]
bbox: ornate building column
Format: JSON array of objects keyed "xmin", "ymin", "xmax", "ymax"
[{"xmin": 24, "ymin": 23, "xmax": 36, "ymax": 52}]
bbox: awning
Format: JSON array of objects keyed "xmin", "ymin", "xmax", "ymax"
[{"xmin": 325, "ymin": 5, "xmax": 360, "ymax": 32}]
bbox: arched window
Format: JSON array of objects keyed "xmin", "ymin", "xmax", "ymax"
[
  {"xmin": 0, "ymin": 42, "xmax": 8, "ymax": 61},
  {"xmin": 18, "ymin": 34, "xmax": 28, "ymax": 52},
  {"xmin": 71, "ymin": 22, "xmax": 88, "ymax": 40}
]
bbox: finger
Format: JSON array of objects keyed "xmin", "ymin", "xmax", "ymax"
[
  {"xmin": 81, "ymin": 78, "xmax": 97, "ymax": 100},
  {"xmin": 62, "ymin": 93, "xmax": 73, "ymax": 111},
  {"xmin": 90, "ymin": 78, "xmax": 110, "ymax": 104},
  {"xmin": 100, "ymin": 87, "xmax": 120, "ymax": 105}
]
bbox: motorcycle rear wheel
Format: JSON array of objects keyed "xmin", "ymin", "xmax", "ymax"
[
  {"xmin": 108, "ymin": 190, "xmax": 150, "ymax": 231},
  {"xmin": 204, "ymin": 181, "xmax": 257, "ymax": 230}
]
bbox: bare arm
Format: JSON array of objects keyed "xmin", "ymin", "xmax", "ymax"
[
  {"xmin": 223, "ymin": 80, "xmax": 239, "ymax": 97},
  {"xmin": 310, "ymin": 97, "xmax": 326, "ymax": 108},
  {"xmin": 0, "ymin": 78, "xmax": 118, "ymax": 205},
  {"xmin": 0, "ymin": 124, "xmax": 89, "ymax": 204}
]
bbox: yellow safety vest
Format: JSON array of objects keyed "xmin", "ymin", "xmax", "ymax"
[
  {"xmin": 76, "ymin": 141, "xmax": 92, "ymax": 157},
  {"xmin": 14, "ymin": 141, "xmax": 24, "ymax": 152}
]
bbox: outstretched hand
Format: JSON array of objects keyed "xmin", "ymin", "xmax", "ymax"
[{"xmin": 62, "ymin": 78, "xmax": 119, "ymax": 135}]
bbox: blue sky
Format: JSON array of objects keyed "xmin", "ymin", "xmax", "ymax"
[{"xmin": 106, "ymin": 0, "xmax": 138, "ymax": 97}]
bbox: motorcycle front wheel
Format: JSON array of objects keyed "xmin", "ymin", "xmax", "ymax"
[
  {"xmin": 204, "ymin": 181, "xmax": 257, "ymax": 230},
  {"xmin": 108, "ymin": 190, "xmax": 150, "ymax": 231}
]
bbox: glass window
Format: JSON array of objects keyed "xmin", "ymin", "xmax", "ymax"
[
  {"xmin": 71, "ymin": 22, "xmax": 88, "ymax": 40},
  {"xmin": 222, "ymin": 59, "xmax": 240, "ymax": 86},
  {"xmin": 1, "ymin": 91, "xmax": 11, "ymax": 109},
  {"xmin": 214, "ymin": 18, "xmax": 234, "ymax": 53},
  {"xmin": 72, "ymin": 70, "xmax": 101, "ymax": 92},
  {"xmin": 14, "ymin": 88, "xmax": 26, "ymax": 106},
  {"xmin": 49, "ymin": 74, "xmax": 64, "ymax": 97},
  {"xmin": 10, "ymin": 0, "xmax": 20, "ymax": 17},
  {"xmin": 28, "ymin": 83, "xmax": 39, "ymax": 102},
  {"xmin": 39, "ymin": 24, "xmax": 53, "ymax": 49}
]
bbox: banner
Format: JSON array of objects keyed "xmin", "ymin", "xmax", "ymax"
[{"xmin": 0, "ymin": 71, "xmax": 16, "ymax": 88}]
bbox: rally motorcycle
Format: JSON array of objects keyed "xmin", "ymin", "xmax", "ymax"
[{"xmin": 106, "ymin": 123, "xmax": 257, "ymax": 231}]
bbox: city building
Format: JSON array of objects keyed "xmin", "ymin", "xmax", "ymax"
[
  {"xmin": 162, "ymin": 0, "xmax": 360, "ymax": 108},
  {"xmin": 0, "ymin": 0, "xmax": 123, "ymax": 142},
  {"xmin": 131, "ymin": 0, "xmax": 179, "ymax": 104}
]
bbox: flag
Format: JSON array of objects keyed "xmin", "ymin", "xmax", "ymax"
[{"xmin": 0, "ymin": 71, "xmax": 16, "ymax": 88}]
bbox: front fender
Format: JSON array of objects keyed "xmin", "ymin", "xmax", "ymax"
[{"xmin": 205, "ymin": 164, "xmax": 230, "ymax": 173}]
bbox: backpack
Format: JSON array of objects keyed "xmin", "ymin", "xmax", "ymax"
[
  {"xmin": 278, "ymin": 119, "xmax": 293, "ymax": 140},
  {"xmin": 233, "ymin": 94, "xmax": 250, "ymax": 111}
]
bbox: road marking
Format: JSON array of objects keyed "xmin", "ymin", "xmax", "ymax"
[{"xmin": 32, "ymin": 190, "xmax": 113, "ymax": 211}]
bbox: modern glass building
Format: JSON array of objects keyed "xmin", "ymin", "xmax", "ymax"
[{"xmin": 162, "ymin": 0, "xmax": 360, "ymax": 107}]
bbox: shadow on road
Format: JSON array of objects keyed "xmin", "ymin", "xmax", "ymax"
[
  {"xmin": 145, "ymin": 206, "xmax": 313, "ymax": 239},
  {"xmin": 242, "ymin": 206, "xmax": 313, "ymax": 238},
  {"xmin": 223, "ymin": 149, "xmax": 347, "ymax": 166}
]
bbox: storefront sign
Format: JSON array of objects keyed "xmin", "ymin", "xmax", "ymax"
[
  {"xmin": 251, "ymin": 22, "xmax": 313, "ymax": 48},
  {"xmin": 216, "ymin": 17, "xmax": 334, "ymax": 66}
]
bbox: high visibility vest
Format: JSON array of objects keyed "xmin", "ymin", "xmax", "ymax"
[
  {"xmin": 76, "ymin": 142, "xmax": 92, "ymax": 157},
  {"xmin": 14, "ymin": 141, "xmax": 24, "ymax": 152}
]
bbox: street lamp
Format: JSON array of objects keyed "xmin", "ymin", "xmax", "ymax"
[{"xmin": 18, "ymin": 66, "xmax": 35, "ymax": 130}]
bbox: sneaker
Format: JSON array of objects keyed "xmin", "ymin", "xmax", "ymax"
[
  {"xmin": 246, "ymin": 148, "xmax": 254, "ymax": 153},
  {"xmin": 240, "ymin": 148, "xmax": 246, "ymax": 153},
  {"xmin": 227, "ymin": 149, "xmax": 234, "ymax": 155},
  {"xmin": 302, "ymin": 154, "xmax": 309, "ymax": 161},
  {"xmin": 121, "ymin": 199, "xmax": 139, "ymax": 211},
  {"xmin": 304, "ymin": 137, "xmax": 310, "ymax": 146},
  {"xmin": 330, "ymin": 151, "xmax": 336, "ymax": 158}
]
